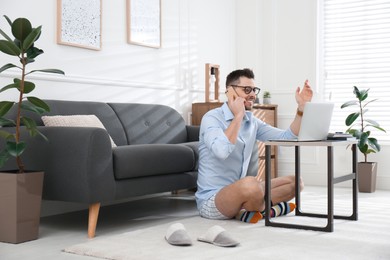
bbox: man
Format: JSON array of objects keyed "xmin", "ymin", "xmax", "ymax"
[{"xmin": 195, "ymin": 68, "xmax": 313, "ymax": 222}]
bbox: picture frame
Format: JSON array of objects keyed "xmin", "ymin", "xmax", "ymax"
[
  {"xmin": 126, "ymin": 0, "xmax": 161, "ymax": 49},
  {"xmin": 57, "ymin": 0, "xmax": 102, "ymax": 50}
]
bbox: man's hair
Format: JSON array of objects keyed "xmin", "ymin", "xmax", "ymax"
[{"xmin": 225, "ymin": 68, "xmax": 255, "ymax": 88}]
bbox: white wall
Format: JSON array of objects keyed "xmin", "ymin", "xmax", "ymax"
[
  {"xmin": 0, "ymin": 0, "xmax": 236, "ymax": 122},
  {"xmin": 1, "ymin": 0, "xmax": 389, "ymax": 191},
  {"xmin": 236, "ymin": 0, "xmax": 390, "ymax": 190}
]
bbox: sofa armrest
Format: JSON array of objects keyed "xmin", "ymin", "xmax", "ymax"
[
  {"xmin": 186, "ymin": 125, "xmax": 200, "ymax": 142},
  {"xmin": 1, "ymin": 126, "xmax": 116, "ymax": 204}
]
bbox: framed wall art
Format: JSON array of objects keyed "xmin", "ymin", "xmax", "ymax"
[
  {"xmin": 127, "ymin": 0, "xmax": 161, "ymax": 48},
  {"xmin": 57, "ymin": 0, "xmax": 102, "ymax": 50}
]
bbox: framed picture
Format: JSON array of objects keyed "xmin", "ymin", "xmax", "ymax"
[
  {"xmin": 57, "ymin": 0, "xmax": 102, "ymax": 50},
  {"xmin": 127, "ymin": 0, "xmax": 161, "ymax": 48}
]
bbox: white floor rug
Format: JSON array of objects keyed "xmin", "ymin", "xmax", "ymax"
[{"xmin": 64, "ymin": 189, "xmax": 390, "ymax": 260}]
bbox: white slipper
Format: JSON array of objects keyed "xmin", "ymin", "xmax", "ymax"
[
  {"xmin": 197, "ymin": 225, "xmax": 239, "ymax": 247},
  {"xmin": 165, "ymin": 223, "xmax": 192, "ymax": 246}
]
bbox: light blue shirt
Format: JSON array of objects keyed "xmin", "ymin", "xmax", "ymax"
[{"xmin": 195, "ymin": 102, "xmax": 296, "ymax": 210}]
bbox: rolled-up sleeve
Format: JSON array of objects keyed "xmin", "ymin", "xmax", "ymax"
[{"xmin": 202, "ymin": 118, "xmax": 235, "ymax": 160}]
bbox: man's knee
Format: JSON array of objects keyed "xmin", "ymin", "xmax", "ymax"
[
  {"xmin": 239, "ymin": 176, "xmax": 264, "ymax": 199},
  {"xmin": 287, "ymin": 175, "xmax": 304, "ymax": 191}
]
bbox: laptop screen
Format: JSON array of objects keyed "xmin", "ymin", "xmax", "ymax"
[{"xmin": 297, "ymin": 102, "xmax": 334, "ymax": 141}]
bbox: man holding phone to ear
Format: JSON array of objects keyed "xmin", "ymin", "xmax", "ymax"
[{"xmin": 195, "ymin": 68, "xmax": 313, "ymax": 223}]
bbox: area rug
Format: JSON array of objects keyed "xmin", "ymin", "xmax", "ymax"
[{"xmin": 64, "ymin": 190, "xmax": 390, "ymax": 260}]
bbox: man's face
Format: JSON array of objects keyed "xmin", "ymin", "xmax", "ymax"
[{"xmin": 230, "ymin": 77, "xmax": 259, "ymax": 110}]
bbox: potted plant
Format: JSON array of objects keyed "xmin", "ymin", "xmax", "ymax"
[
  {"xmin": 341, "ymin": 86, "xmax": 386, "ymax": 193},
  {"xmin": 263, "ymin": 91, "xmax": 271, "ymax": 104},
  {"xmin": 0, "ymin": 15, "xmax": 64, "ymax": 243}
]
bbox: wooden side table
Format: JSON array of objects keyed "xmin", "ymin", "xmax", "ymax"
[{"xmin": 264, "ymin": 140, "xmax": 358, "ymax": 232}]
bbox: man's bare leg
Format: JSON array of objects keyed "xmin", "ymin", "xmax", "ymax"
[{"xmin": 215, "ymin": 175, "xmax": 302, "ymax": 218}]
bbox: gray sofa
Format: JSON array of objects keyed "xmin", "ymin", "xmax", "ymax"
[{"xmin": 0, "ymin": 100, "xmax": 199, "ymax": 238}]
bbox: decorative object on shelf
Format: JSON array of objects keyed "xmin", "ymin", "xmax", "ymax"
[
  {"xmin": 0, "ymin": 15, "xmax": 65, "ymax": 243},
  {"xmin": 127, "ymin": 0, "xmax": 161, "ymax": 48},
  {"xmin": 57, "ymin": 0, "xmax": 102, "ymax": 50},
  {"xmin": 205, "ymin": 63, "xmax": 220, "ymax": 102},
  {"xmin": 263, "ymin": 91, "xmax": 271, "ymax": 104},
  {"xmin": 341, "ymin": 86, "xmax": 386, "ymax": 193}
]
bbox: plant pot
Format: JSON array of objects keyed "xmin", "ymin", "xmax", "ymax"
[
  {"xmin": 357, "ymin": 162, "xmax": 377, "ymax": 193},
  {"xmin": 263, "ymin": 98, "xmax": 271, "ymax": 104},
  {"xmin": 0, "ymin": 171, "xmax": 44, "ymax": 243}
]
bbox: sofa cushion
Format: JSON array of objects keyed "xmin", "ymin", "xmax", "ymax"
[
  {"xmin": 112, "ymin": 144, "xmax": 195, "ymax": 179},
  {"xmin": 179, "ymin": 141, "xmax": 199, "ymax": 170},
  {"xmin": 41, "ymin": 115, "xmax": 117, "ymax": 147}
]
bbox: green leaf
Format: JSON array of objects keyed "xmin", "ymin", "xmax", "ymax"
[
  {"xmin": 357, "ymin": 132, "xmax": 369, "ymax": 153},
  {"xmin": 0, "ymin": 129, "xmax": 14, "ymax": 139},
  {"xmin": 0, "ymin": 63, "xmax": 19, "ymax": 73},
  {"xmin": 12, "ymin": 17, "xmax": 32, "ymax": 42},
  {"xmin": 345, "ymin": 113, "xmax": 359, "ymax": 126},
  {"xmin": 362, "ymin": 99, "xmax": 378, "ymax": 109},
  {"xmin": 358, "ymin": 143, "xmax": 368, "ymax": 154},
  {"xmin": 0, "ymin": 101, "xmax": 14, "ymax": 116},
  {"xmin": 359, "ymin": 89, "xmax": 369, "ymax": 102},
  {"xmin": 13, "ymin": 78, "xmax": 35, "ymax": 93},
  {"xmin": 0, "ymin": 28, "xmax": 13, "ymax": 42},
  {"xmin": 23, "ymin": 80, "xmax": 35, "ymax": 93},
  {"xmin": 26, "ymin": 97, "xmax": 50, "ymax": 112},
  {"xmin": 0, "ymin": 39, "xmax": 20, "ymax": 56},
  {"xmin": 5, "ymin": 141, "xmax": 26, "ymax": 157},
  {"xmin": 21, "ymin": 117, "xmax": 38, "ymax": 137},
  {"xmin": 21, "ymin": 118, "xmax": 47, "ymax": 141},
  {"xmin": 0, "ymin": 82, "xmax": 19, "ymax": 93},
  {"xmin": 353, "ymin": 86, "xmax": 369, "ymax": 101},
  {"xmin": 0, "ymin": 149, "xmax": 11, "ymax": 168},
  {"xmin": 364, "ymin": 119, "xmax": 380, "ymax": 127},
  {"xmin": 368, "ymin": 137, "xmax": 380, "ymax": 152},
  {"xmin": 371, "ymin": 125, "xmax": 386, "ymax": 133},
  {"xmin": 28, "ymin": 68, "xmax": 65, "ymax": 75},
  {"xmin": 37, "ymin": 130, "xmax": 48, "ymax": 142},
  {"xmin": 0, "ymin": 117, "xmax": 15, "ymax": 127},
  {"xmin": 4, "ymin": 15, "xmax": 12, "ymax": 27},
  {"xmin": 26, "ymin": 46, "xmax": 43, "ymax": 60},
  {"xmin": 348, "ymin": 129, "xmax": 361, "ymax": 139},
  {"xmin": 21, "ymin": 101, "xmax": 47, "ymax": 114},
  {"xmin": 340, "ymin": 100, "xmax": 358, "ymax": 109},
  {"xmin": 22, "ymin": 26, "xmax": 41, "ymax": 51}
]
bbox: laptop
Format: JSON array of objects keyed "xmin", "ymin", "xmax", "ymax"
[{"xmin": 270, "ymin": 102, "xmax": 334, "ymax": 142}]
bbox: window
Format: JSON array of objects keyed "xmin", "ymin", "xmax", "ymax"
[{"xmin": 319, "ymin": 0, "xmax": 390, "ymax": 142}]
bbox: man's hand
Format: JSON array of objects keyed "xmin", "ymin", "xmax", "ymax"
[
  {"xmin": 295, "ymin": 79, "xmax": 313, "ymax": 110},
  {"xmin": 227, "ymin": 88, "xmax": 245, "ymax": 118}
]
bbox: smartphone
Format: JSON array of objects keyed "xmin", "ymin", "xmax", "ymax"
[{"xmin": 226, "ymin": 88, "xmax": 237, "ymax": 101}]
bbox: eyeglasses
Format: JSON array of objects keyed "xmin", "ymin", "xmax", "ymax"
[{"xmin": 230, "ymin": 85, "xmax": 261, "ymax": 95}]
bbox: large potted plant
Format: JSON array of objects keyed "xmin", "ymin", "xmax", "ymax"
[
  {"xmin": 0, "ymin": 15, "xmax": 64, "ymax": 243},
  {"xmin": 341, "ymin": 86, "xmax": 386, "ymax": 193}
]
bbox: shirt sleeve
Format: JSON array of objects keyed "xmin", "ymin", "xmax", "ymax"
[
  {"xmin": 254, "ymin": 117, "xmax": 297, "ymax": 141},
  {"xmin": 200, "ymin": 112, "xmax": 235, "ymax": 160}
]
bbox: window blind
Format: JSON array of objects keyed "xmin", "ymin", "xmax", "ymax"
[{"xmin": 320, "ymin": 0, "xmax": 390, "ymax": 141}]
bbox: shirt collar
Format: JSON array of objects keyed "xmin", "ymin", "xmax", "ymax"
[{"xmin": 222, "ymin": 102, "xmax": 252, "ymax": 122}]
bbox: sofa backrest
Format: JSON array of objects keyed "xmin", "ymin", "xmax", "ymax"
[
  {"xmin": 5, "ymin": 100, "xmax": 188, "ymax": 146},
  {"xmin": 108, "ymin": 103, "xmax": 188, "ymax": 145}
]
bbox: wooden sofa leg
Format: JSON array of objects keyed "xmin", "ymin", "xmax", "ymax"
[{"xmin": 88, "ymin": 202, "xmax": 101, "ymax": 238}]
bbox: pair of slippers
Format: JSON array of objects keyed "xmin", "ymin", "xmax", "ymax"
[{"xmin": 165, "ymin": 223, "xmax": 239, "ymax": 247}]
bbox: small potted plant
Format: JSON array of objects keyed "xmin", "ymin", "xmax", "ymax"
[
  {"xmin": 341, "ymin": 86, "xmax": 386, "ymax": 192},
  {"xmin": 263, "ymin": 91, "xmax": 271, "ymax": 104},
  {"xmin": 0, "ymin": 15, "xmax": 64, "ymax": 243}
]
